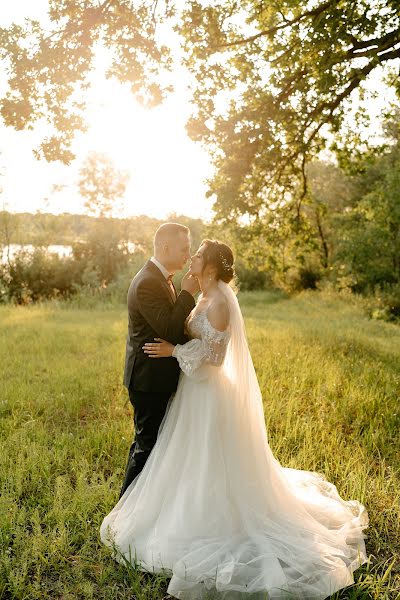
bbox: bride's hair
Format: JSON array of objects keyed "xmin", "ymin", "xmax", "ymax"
[{"xmin": 201, "ymin": 239, "xmax": 235, "ymax": 284}]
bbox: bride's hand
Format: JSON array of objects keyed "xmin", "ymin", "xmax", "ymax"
[
  {"xmin": 181, "ymin": 271, "xmax": 200, "ymax": 296},
  {"xmin": 142, "ymin": 338, "xmax": 175, "ymax": 358}
]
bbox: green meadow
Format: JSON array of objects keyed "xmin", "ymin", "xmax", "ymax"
[{"xmin": 0, "ymin": 291, "xmax": 399, "ymax": 599}]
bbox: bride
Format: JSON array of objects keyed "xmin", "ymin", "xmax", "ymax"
[{"xmin": 100, "ymin": 239, "xmax": 368, "ymax": 599}]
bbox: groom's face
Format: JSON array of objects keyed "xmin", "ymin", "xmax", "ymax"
[{"xmin": 167, "ymin": 232, "xmax": 191, "ymax": 271}]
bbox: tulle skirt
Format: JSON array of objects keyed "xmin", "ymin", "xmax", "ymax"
[{"xmin": 100, "ymin": 367, "xmax": 368, "ymax": 599}]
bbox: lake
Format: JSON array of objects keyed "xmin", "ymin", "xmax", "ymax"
[
  {"xmin": 1, "ymin": 244, "xmax": 73, "ymax": 263},
  {"xmin": 1, "ymin": 242, "xmax": 139, "ymax": 263}
]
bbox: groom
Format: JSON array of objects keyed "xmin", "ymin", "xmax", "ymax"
[{"xmin": 119, "ymin": 222, "xmax": 199, "ymax": 497}]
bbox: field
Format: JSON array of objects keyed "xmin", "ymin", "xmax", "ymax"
[{"xmin": 0, "ymin": 290, "xmax": 399, "ymax": 599}]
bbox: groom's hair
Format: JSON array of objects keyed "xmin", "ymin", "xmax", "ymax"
[{"xmin": 154, "ymin": 223, "xmax": 189, "ymax": 249}]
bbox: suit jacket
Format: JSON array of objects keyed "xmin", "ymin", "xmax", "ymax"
[{"xmin": 123, "ymin": 259, "xmax": 196, "ymax": 393}]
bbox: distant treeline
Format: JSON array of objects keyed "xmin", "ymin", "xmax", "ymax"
[
  {"xmin": 0, "ymin": 212, "xmax": 208, "ymax": 304},
  {"xmin": 0, "ymin": 211, "xmax": 205, "ymax": 251},
  {"xmin": 0, "ymin": 177, "xmax": 399, "ymax": 323},
  {"xmin": 0, "ymin": 208, "xmax": 270, "ymax": 302}
]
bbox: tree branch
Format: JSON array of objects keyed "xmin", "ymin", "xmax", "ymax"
[
  {"xmin": 275, "ymin": 67, "xmax": 309, "ymax": 102},
  {"xmin": 269, "ymin": 46, "xmax": 400, "ymax": 193},
  {"xmin": 296, "ymin": 152, "xmax": 308, "ymax": 220},
  {"xmin": 304, "ymin": 46, "xmax": 400, "ymax": 137},
  {"xmin": 348, "ymin": 26, "xmax": 400, "ymax": 52},
  {"xmin": 210, "ymin": 0, "xmax": 337, "ymax": 50},
  {"xmin": 269, "ymin": 40, "xmax": 301, "ymax": 65},
  {"xmin": 346, "ymin": 28, "xmax": 400, "ymax": 59}
]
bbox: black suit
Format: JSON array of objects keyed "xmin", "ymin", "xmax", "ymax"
[{"xmin": 120, "ymin": 259, "xmax": 195, "ymax": 497}]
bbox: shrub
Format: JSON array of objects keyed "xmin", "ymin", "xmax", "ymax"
[
  {"xmin": 67, "ymin": 252, "xmax": 146, "ymax": 307},
  {"xmin": 0, "ymin": 248, "xmax": 79, "ymax": 304},
  {"xmin": 0, "ymin": 245, "xmax": 146, "ymax": 306},
  {"xmin": 234, "ymin": 260, "xmax": 271, "ymax": 291},
  {"xmin": 71, "ymin": 225, "xmax": 132, "ymax": 285},
  {"xmin": 279, "ymin": 264, "xmax": 322, "ymax": 294},
  {"xmin": 364, "ymin": 283, "xmax": 400, "ymax": 322}
]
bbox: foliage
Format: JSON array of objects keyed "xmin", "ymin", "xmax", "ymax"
[
  {"xmin": 0, "ymin": 247, "xmax": 79, "ymax": 304},
  {"xmin": 78, "ymin": 152, "xmax": 130, "ymax": 218},
  {"xmin": 178, "ymin": 0, "xmax": 400, "ymax": 222},
  {"xmin": 362, "ymin": 283, "xmax": 400, "ymax": 322},
  {"xmin": 71, "ymin": 220, "xmax": 132, "ymax": 284},
  {"xmin": 0, "ymin": 213, "xmax": 209, "ymax": 305},
  {"xmin": 0, "ymin": 293, "xmax": 399, "ymax": 598},
  {"xmin": 305, "ymin": 160, "xmax": 357, "ymax": 270},
  {"xmin": 331, "ymin": 138, "xmax": 400, "ymax": 293},
  {"xmin": 0, "ymin": 244, "xmax": 147, "ymax": 306},
  {"xmin": 1, "ymin": 1, "xmax": 399, "ymax": 186},
  {"xmin": 234, "ymin": 259, "xmax": 270, "ymax": 291},
  {"xmin": 0, "ymin": 211, "xmax": 205, "ymax": 250},
  {"xmin": 68, "ymin": 254, "xmax": 147, "ymax": 309},
  {"xmin": 1, "ymin": 1, "xmax": 399, "ymax": 308},
  {"xmin": 0, "ymin": 0, "xmax": 173, "ymax": 163},
  {"xmin": 204, "ymin": 114, "xmax": 400, "ymax": 304}
]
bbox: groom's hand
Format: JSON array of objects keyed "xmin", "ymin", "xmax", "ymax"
[
  {"xmin": 181, "ymin": 272, "xmax": 199, "ymax": 296},
  {"xmin": 142, "ymin": 338, "xmax": 175, "ymax": 358}
]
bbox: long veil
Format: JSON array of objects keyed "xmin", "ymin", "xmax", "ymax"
[
  {"xmin": 217, "ymin": 280, "xmax": 368, "ymax": 535},
  {"xmin": 218, "ymin": 280, "xmax": 269, "ymax": 438}
]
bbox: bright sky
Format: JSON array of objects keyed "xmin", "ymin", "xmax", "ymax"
[
  {"xmin": 0, "ymin": 1, "xmax": 214, "ymax": 221},
  {"xmin": 0, "ymin": 2, "xmax": 397, "ymax": 221}
]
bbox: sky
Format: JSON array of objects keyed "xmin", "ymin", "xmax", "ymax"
[{"xmin": 0, "ymin": 2, "xmax": 398, "ymax": 221}]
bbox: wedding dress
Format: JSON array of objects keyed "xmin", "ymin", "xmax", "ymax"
[{"xmin": 100, "ymin": 281, "xmax": 368, "ymax": 599}]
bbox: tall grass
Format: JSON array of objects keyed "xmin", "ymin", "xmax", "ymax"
[{"xmin": 0, "ymin": 291, "xmax": 399, "ymax": 599}]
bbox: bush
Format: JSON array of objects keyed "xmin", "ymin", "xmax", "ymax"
[
  {"xmin": 0, "ymin": 248, "xmax": 80, "ymax": 304},
  {"xmin": 71, "ymin": 222, "xmax": 132, "ymax": 284},
  {"xmin": 0, "ymin": 244, "xmax": 146, "ymax": 306},
  {"xmin": 234, "ymin": 260, "xmax": 271, "ymax": 291},
  {"xmin": 363, "ymin": 283, "xmax": 400, "ymax": 322},
  {"xmin": 68, "ymin": 252, "xmax": 146, "ymax": 307},
  {"xmin": 279, "ymin": 264, "xmax": 322, "ymax": 294}
]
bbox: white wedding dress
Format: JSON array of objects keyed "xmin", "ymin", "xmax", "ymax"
[{"xmin": 100, "ymin": 281, "xmax": 368, "ymax": 599}]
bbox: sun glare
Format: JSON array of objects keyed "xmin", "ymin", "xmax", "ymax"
[
  {"xmin": 0, "ymin": 5, "xmax": 213, "ymax": 221},
  {"xmin": 68, "ymin": 45, "xmax": 213, "ymax": 220}
]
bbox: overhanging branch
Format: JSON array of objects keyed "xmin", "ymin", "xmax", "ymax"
[{"xmin": 209, "ymin": 0, "xmax": 337, "ymax": 50}]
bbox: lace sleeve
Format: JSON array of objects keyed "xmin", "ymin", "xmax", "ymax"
[{"xmin": 172, "ymin": 320, "xmax": 230, "ymax": 378}]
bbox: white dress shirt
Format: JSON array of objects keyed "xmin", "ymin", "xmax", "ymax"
[
  {"xmin": 150, "ymin": 256, "xmax": 176, "ymax": 299},
  {"xmin": 150, "ymin": 256, "xmax": 171, "ymax": 280}
]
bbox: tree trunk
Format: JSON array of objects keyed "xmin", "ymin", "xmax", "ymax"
[{"xmin": 315, "ymin": 208, "xmax": 329, "ymax": 269}]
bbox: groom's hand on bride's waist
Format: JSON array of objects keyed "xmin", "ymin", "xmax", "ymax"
[{"xmin": 142, "ymin": 338, "xmax": 175, "ymax": 358}]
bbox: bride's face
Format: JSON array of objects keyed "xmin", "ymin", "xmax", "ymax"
[{"xmin": 189, "ymin": 244, "xmax": 206, "ymax": 277}]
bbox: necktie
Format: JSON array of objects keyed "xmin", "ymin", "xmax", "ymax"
[{"xmin": 166, "ymin": 275, "xmax": 176, "ymax": 301}]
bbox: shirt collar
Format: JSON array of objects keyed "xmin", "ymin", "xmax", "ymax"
[{"xmin": 150, "ymin": 256, "xmax": 171, "ymax": 280}]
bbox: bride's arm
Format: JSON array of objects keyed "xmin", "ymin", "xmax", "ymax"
[
  {"xmin": 142, "ymin": 301, "xmax": 230, "ymax": 378},
  {"xmin": 172, "ymin": 301, "xmax": 230, "ymax": 377}
]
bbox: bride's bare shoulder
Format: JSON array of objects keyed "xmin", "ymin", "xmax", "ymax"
[{"xmin": 207, "ymin": 293, "xmax": 229, "ymax": 332}]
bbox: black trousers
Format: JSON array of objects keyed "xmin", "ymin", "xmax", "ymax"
[{"xmin": 119, "ymin": 388, "xmax": 171, "ymax": 498}]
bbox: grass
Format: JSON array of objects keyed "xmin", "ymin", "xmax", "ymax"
[{"xmin": 0, "ymin": 290, "xmax": 399, "ymax": 599}]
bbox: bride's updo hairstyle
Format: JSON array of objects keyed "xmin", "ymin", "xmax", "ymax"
[{"xmin": 201, "ymin": 239, "xmax": 235, "ymax": 284}]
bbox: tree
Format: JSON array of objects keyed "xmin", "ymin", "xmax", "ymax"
[
  {"xmin": 78, "ymin": 151, "xmax": 129, "ymax": 218},
  {"xmin": 1, "ymin": 0, "xmax": 399, "ymax": 223},
  {"xmin": 176, "ymin": 0, "xmax": 400, "ymax": 223},
  {"xmin": 306, "ymin": 161, "xmax": 356, "ymax": 269},
  {"xmin": 75, "ymin": 151, "xmax": 130, "ymax": 284},
  {"xmin": 0, "ymin": 163, "xmax": 14, "ymax": 268},
  {"xmin": 333, "ymin": 143, "xmax": 400, "ymax": 290},
  {"xmin": 0, "ymin": 0, "xmax": 173, "ymax": 163}
]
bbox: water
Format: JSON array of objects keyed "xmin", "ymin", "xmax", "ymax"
[
  {"xmin": 1, "ymin": 244, "xmax": 73, "ymax": 263},
  {"xmin": 0, "ymin": 241, "xmax": 139, "ymax": 263}
]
